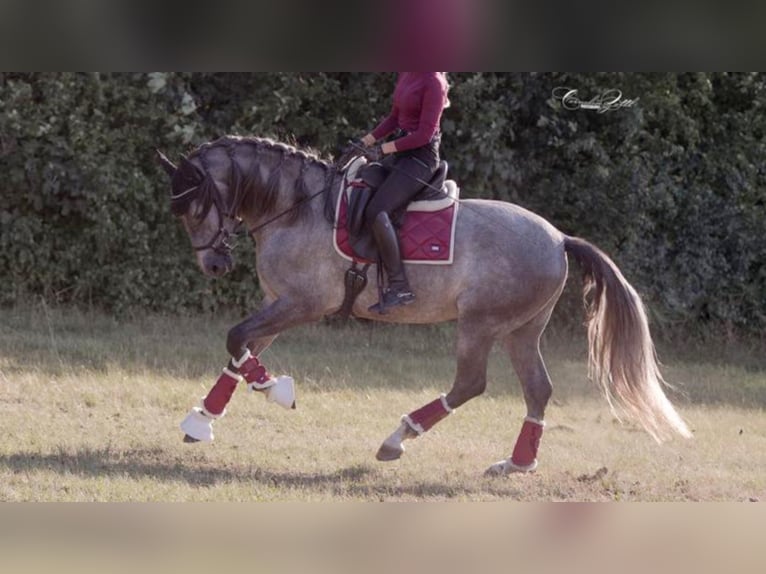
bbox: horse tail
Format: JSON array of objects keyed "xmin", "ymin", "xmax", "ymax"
[{"xmin": 564, "ymin": 236, "xmax": 692, "ymax": 442}]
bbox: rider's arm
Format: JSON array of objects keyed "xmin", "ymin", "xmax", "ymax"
[
  {"xmin": 368, "ymin": 104, "xmax": 400, "ymax": 144},
  {"xmin": 389, "ymin": 77, "xmax": 446, "ymax": 152}
]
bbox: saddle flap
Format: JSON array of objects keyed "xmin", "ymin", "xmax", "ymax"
[{"xmin": 347, "ymin": 185, "xmax": 372, "ymax": 237}]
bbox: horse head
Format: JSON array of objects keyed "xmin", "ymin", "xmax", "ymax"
[{"xmin": 157, "ymin": 149, "xmax": 235, "ymax": 278}]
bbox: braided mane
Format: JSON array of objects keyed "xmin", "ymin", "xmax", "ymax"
[{"xmin": 184, "ymin": 136, "xmax": 332, "ymax": 224}]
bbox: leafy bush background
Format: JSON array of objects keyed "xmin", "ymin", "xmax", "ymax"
[{"xmin": 1, "ymin": 73, "xmax": 764, "ymax": 332}]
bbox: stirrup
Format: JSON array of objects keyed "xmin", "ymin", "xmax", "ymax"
[{"xmin": 368, "ymin": 288, "xmax": 416, "ymax": 314}]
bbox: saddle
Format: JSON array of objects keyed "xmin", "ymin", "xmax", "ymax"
[
  {"xmin": 341, "ymin": 157, "xmax": 456, "ymax": 263},
  {"xmin": 330, "ymin": 156, "xmax": 459, "ymax": 320}
]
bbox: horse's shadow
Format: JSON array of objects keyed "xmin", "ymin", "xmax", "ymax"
[
  {"xmin": 0, "ymin": 446, "xmax": 371, "ymax": 490},
  {"xmin": 0, "ymin": 447, "xmax": 526, "ymax": 500}
]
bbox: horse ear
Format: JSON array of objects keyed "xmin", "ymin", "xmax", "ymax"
[
  {"xmin": 156, "ymin": 149, "xmax": 177, "ymax": 178},
  {"xmin": 179, "ymin": 154, "xmax": 204, "ymax": 180}
]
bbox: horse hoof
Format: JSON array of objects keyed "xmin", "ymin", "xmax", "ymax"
[
  {"xmin": 484, "ymin": 462, "xmax": 505, "ymax": 477},
  {"xmin": 376, "ymin": 442, "xmax": 404, "ymax": 462},
  {"xmin": 183, "ymin": 434, "xmax": 200, "ymax": 444},
  {"xmin": 484, "ymin": 459, "xmax": 538, "ymax": 476}
]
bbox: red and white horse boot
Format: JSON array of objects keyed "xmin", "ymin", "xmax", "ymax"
[
  {"xmin": 233, "ymin": 350, "xmax": 296, "ymax": 410},
  {"xmin": 180, "ymin": 365, "xmax": 240, "ymax": 443},
  {"xmin": 485, "ymin": 416, "xmax": 545, "ymax": 475}
]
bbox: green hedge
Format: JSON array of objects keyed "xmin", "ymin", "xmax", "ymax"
[{"xmin": 1, "ymin": 73, "xmax": 764, "ymax": 331}]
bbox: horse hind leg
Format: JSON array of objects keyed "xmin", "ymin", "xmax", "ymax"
[
  {"xmin": 376, "ymin": 320, "xmax": 495, "ymax": 461},
  {"xmin": 485, "ymin": 313, "xmax": 554, "ymax": 476}
]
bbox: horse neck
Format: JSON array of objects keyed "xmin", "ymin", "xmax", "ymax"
[{"xmin": 237, "ymin": 142, "xmax": 335, "ymax": 239}]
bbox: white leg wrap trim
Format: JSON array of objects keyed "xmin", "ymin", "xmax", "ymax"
[
  {"xmin": 231, "ymin": 349, "xmax": 252, "ymax": 369},
  {"xmin": 401, "ymin": 414, "xmax": 424, "ymax": 436},
  {"xmin": 199, "ymin": 401, "xmax": 225, "ymax": 420},
  {"xmin": 504, "ymin": 458, "xmax": 538, "ymax": 473},
  {"xmin": 524, "ymin": 416, "xmax": 545, "ymax": 427},
  {"xmin": 439, "ymin": 393, "xmax": 454, "ymax": 413},
  {"xmin": 222, "ymin": 367, "xmax": 242, "ymax": 381}
]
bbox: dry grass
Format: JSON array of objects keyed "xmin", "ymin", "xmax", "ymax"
[{"xmin": 0, "ymin": 304, "xmax": 764, "ymax": 501}]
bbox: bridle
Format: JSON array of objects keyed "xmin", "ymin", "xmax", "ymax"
[
  {"xmin": 192, "ymin": 207, "xmax": 240, "ymax": 255},
  {"xmin": 171, "ymin": 182, "xmax": 242, "ymax": 256},
  {"xmin": 171, "ymin": 150, "xmax": 339, "ymax": 255}
]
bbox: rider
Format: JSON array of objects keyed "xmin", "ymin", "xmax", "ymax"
[{"xmin": 359, "ymin": 72, "xmax": 450, "ymax": 313}]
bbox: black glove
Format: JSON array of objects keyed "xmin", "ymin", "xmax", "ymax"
[{"xmin": 363, "ymin": 144, "xmax": 384, "ymax": 163}]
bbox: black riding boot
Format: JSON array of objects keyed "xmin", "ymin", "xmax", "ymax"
[{"xmin": 368, "ymin": 212, "xmax": 415, "ymax": 314}]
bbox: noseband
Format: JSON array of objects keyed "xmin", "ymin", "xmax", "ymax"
[{"xmin": 192, "ymin": 212, "xmax": 239, "ymax": 255}]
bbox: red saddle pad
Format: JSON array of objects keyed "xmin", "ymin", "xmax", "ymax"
[{"xmin": 333, "ymin": 192, "xmax": 458, "ymax": 265}]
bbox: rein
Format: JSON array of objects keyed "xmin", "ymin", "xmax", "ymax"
[{"xmin": 248, "ymin": 168, "xmax": 337, "ymax": 236}]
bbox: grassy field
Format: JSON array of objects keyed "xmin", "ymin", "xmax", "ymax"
[{"xmin": 0, "ymin": 303, "xmax": 764, "ymax": 501}]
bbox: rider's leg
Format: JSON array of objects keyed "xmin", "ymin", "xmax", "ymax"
[
  {"xmin": 364, "ymin": 155, "xmax": 434, "ymax": 312},
  {"xmin": 370, "ymin": 211, "xmax": 414, "ymax": 308}
]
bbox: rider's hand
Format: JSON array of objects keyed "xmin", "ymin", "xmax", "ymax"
[
  {"xmin": 361, "ymin": 134, "xmax": 376, "ymax": 147},
  {"xmin": 363, "ymin": 144, "xmax": 384, "ymax": 163}
]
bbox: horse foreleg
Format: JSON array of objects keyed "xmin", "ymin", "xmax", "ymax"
[
  {"xmin": 181, "ymin": 298, "xmax": 317, "ymax": 443},
  {"xmin": 180, "ymin": 333, "xmax": 281, "ymax": 443},
  {"xmin": 485, "ymin": 321, "xmax": 552, "ymax": 475},
  {"xmin": 376, "ymin": 323, "xmax": 494, "ymax": 461}
]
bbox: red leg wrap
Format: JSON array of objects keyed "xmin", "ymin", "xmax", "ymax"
[
  {"xmin": 237, "ymin": 354, "xmax": 272, "ymax": 388},
  {"xmin": 511, "ymin": 418, "xmax": 545, "ymax": 467},
  {"xmin": 403, "ymin": 395, "xmax": 453, "ymax": 435},
  {"xmin": 203, "ymin": 370, "xmax": 240, "ymax": 416}
]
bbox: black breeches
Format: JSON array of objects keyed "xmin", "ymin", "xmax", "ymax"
[{"xmin": 364, "ymin": 143, "xmax": 439, "ymax": 222}]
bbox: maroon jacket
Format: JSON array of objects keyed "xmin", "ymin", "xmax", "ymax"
[{"xmin": 371, "ymin": 72, "xmax": 448, "ymax": 152}]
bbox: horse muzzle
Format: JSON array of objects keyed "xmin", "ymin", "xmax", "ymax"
[{"xmin": 199, "ymin": 250, "xmax": 234, "ymax": 277}]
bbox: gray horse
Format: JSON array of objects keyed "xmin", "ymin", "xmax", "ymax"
[{"xmin": 158, "ymin": 135, "xmax": 691, "ymax": 475}]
